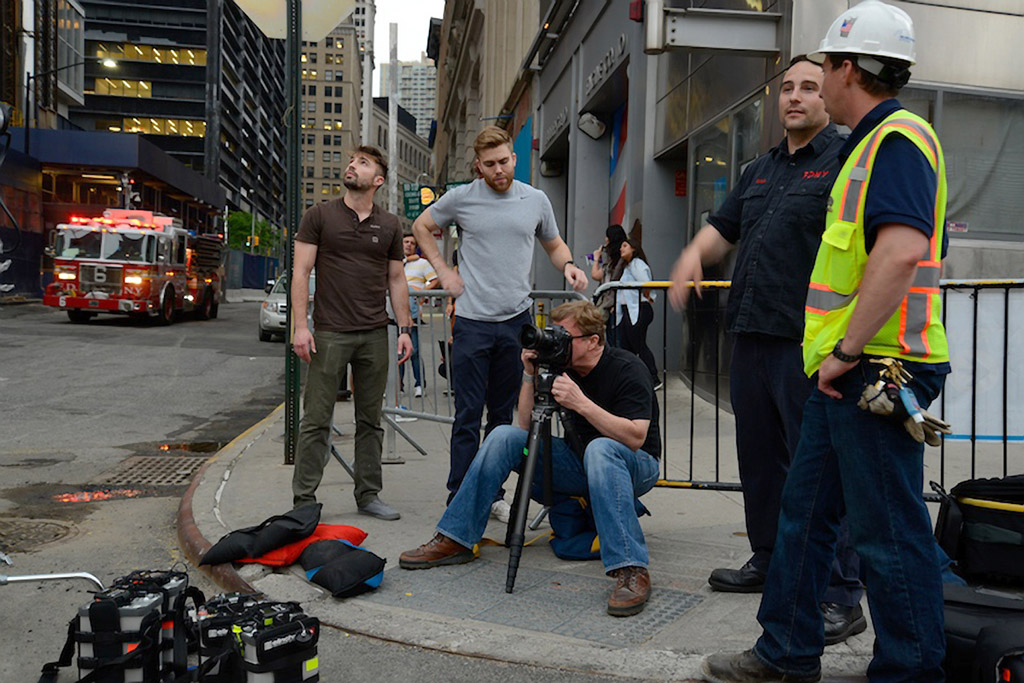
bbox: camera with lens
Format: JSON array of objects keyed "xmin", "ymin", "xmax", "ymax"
[{"xmin": 520, "ymin": 323, "xmax": 572, "ymax": 373}]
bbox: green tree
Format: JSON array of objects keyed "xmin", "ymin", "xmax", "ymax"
[{"xmin": 226, "ymin": 211, "xmax": 280, "ymax": 255}]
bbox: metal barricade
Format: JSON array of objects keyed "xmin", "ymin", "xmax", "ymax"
[
  {"xmin": 381, "ymin": 289, "xmax": 587, "ymax": 461},
  {"xmin": 593, "ymin": 278, "xmax": 1024, "ymax": 499}
]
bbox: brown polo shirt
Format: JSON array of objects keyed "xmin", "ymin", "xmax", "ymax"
[{"xmin": 296, "ymin": 198, "xmax": 403, "ymax": 333}]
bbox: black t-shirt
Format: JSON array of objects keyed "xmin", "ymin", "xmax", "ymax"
[{"xmin": 564, "ymin": 346, "xmax": 661, "ymax": 459}]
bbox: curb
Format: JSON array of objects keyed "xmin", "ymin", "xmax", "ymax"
[{"xmin": 176, "ymin": 403, "xmax": 286, "ymax": 595}]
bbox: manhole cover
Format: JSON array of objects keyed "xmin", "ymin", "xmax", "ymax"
[
  {"xmin": 93, "ymin": 456, "xmax": 207, "ymax": 487},
  {"xmin": 0, "ymin": 518, "xmax": 74, "ymax": 552}
]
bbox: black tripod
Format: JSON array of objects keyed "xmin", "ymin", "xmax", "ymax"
[{"xmin": 504, "ymin": 368, "xmax": 582, "ymax": 593}]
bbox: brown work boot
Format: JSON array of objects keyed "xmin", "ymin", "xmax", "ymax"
[
  {"xmin": 607, "ymin": 566, "xmax": 651, "ymax": 617},
  {"xmin": 399, "ymin": 533, "xmax": 475, "ymax": 570}
]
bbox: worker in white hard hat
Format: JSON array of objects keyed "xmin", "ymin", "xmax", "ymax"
[{"xmin": 701, "ymin": 1, "xmax": 952, "ymax": 680}]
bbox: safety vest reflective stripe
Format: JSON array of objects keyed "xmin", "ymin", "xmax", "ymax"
[
  {"xmin": 899, "ymin": 261, "xmax": 941, "ymax": 356},
  {"xmin": 805, "ymin": 283, "xmax": 858, "ymax": 314},
  {"xmin": 836, "ymin": 118, "xmax": 938, "ymax": 225}
]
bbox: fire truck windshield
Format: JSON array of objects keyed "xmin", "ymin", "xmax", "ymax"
[{"xmin": 57, "ymin": 229, "xmax": 154, "ymax": 263}]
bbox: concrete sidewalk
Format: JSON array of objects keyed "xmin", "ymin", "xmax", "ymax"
[{"xmin": 178, "ymin": 377, "xmax": 874, "ymax": 681}]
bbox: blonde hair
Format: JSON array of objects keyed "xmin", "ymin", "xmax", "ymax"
[
  {"xmin": 473, "ymin": 125, "xmax": 513, "ymax": 157},
  {"xmin": 550, "ymin": 300, "xmax": 606, "ymax": 345}
]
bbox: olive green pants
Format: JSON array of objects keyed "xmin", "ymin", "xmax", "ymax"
[{"xmin": 292, "ymin": 327, "xmax": 389, "ymax": 508}]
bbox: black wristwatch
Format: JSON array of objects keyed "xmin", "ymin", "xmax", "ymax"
[
  {"xmin": 562, "ymin": 260, "xmax": 576, "ymax": 274},
  {"xmin": 399, "ymin": 326, "xmax": 413, "ymax": 336},
  {"xmin": 831, "ymin": 338, "xmax": 862, "ymax": 363}
]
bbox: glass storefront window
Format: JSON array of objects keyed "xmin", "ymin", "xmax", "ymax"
[{"xmin": 691, "ymin": 120, "xmax": 730, "ymax": 240}]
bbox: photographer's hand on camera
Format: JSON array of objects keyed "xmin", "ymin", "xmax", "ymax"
[
  {"xmin": 551, "ymin": 374, "xmax": 590, "ymax": 413},
  {"xmin": 521, "ymin": 348, "xmax": 538, "ymax": 376}
]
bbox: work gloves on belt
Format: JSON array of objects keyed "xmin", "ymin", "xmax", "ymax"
[{"xmin": 856, "ymin": 358, "xmax": 952, "ymax": 447}]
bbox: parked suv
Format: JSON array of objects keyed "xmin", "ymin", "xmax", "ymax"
[{"xmin": 258, "ymin": 272, "xmax": 315, "ymax": 342}]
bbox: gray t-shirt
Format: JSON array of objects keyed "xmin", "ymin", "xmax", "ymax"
[{"xmin": 429, "ymin": 178, "xmax": 560, "ymax": 322}]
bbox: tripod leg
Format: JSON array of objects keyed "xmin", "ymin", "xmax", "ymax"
[
  {"xmin": 505, "ymin": 414, "xmax": 544, "ymax": 594},
  {"xmin": 529, "ymin": 417, "xmax": 555, "ymax": 531}
]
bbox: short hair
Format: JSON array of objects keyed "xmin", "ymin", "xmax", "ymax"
[
  {"xmin": 352, "ymin": 145, "xmax": 389, "ymax": 179},
  {"xmin": 550, "ymin": 299, "xmax": 606, "ymax": 346},
  {"xmin": 788, "ymin": 54, "xmax": 816, "ymax": 68},
  {"xmin": 473, "ymin": 126, "xmax": 513, "ymax": 157},
  {"xmin": 826, "ymin": 54, "xmax": 901, "ymax": 98}
]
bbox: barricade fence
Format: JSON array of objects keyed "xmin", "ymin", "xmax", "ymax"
[
  {"xmin": 593, "ymin": 279, "xmax": 1024, "ymax": 500},
  {"xmin": 381, "ymin": 289, "xmax": 587, "ymax": 461}
]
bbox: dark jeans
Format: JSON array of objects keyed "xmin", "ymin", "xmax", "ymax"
[
  {"xmin": 447, "ymin": 310, "xmax": 531, "ymax": 501},
  {"xmin": 754, "ymin": 362, "xmax": 947, "ymax": 681},
  {"xmin": 619, "ymin": 302, "xmax": 657, "ymax": 381},
  {"xmin": 730, "ymin": 334, "xmax": 861, "ymax": 605}
]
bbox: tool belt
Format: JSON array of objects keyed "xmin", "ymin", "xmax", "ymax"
[{"xmin": 856, "ymin": 357, "xmax": 952, "ymax": 446}]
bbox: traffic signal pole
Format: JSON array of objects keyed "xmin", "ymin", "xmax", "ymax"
[{"xmin": 284, "ymin": 0, "xmax": 301, "ymax": 465}]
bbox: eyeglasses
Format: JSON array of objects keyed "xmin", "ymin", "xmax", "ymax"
[{"xmin": 570, "ymin": 333, "xmax": 598, "ymax": 340}]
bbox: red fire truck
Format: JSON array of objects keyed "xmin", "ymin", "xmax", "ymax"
[{"xmin": 43, "ymin": 208, "xmax": 224, "ymax": 324}]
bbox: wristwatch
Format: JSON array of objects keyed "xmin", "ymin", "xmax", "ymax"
[
  {"xmin": 399, "ymin": 326, "xmax": 413, "ymax": 336},
  {"xmin": 831, "ymin": 338, "xmax": 863, "ymax": 363},
  {"xmin": 562, "ymin": 260, "xmax": 576, "ymax": 274}
]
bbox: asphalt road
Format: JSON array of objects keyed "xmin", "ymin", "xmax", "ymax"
[{"xmin": 0, "ymin": 301, "xmax": 646, "ymax": 682}]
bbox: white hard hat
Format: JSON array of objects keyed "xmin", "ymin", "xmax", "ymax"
[{"xmin": 809, "ymin": 0, "xmax": 916, "ymax": 78}]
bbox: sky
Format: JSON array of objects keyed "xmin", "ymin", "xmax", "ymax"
[{"xmin": 371, "ymin": 0, "xmax": 445, "ymax": 95}]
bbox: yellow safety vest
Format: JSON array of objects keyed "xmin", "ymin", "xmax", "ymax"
[{"xmin": 803, "ymin": 110, "xmax": 949, "ymax": 376}]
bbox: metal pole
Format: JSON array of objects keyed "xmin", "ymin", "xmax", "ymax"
[
  {"xmin": 284, "ymin": 0, "xmax": 302, "ymax": 465},
  {"xmin": 361, "ymin": 0, "xmax": 375, "ymax": 144},
  {"xmin": 388, "ymin": 23, "xmax": 398, "ymax": 214},
  {"xmin": 24, "ymin": 71, "xmax": 31, "ymax": 157}
]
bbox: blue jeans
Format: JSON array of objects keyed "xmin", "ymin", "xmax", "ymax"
[
  {"xmin": 754, "ymin": 362, "xmax": 947, "ymax": 682},
  {"xmin": 437, "ymin": 424, "xmax": 660, "ymax": 572},
  {"xmin": 399, "ymin": 324, "xmax": 423, "ymax": 387},
  {"xmin": 448, "ymin": 311, "xmax": 531, "ymax": 500}
]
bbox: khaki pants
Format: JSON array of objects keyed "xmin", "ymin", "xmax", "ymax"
[{"xmin": 292, "ymin": 327, "xmax": 389, "ymax": 508}]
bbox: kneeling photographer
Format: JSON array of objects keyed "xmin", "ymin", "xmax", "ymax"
[{"xmin": 399, "ymin": 300, "xmax": 661, "ymax": 617}]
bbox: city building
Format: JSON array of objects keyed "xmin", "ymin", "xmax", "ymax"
[
  {"xmin": 433, "ymin": 0, "xmax": 539, "ymax": 188},
  {"xmin": 379, "ymin": 53, "xmax": 436, "ymax": 140},
  {"xmin": 372, "ymin": 97, "xmax": 431, "ymax": 230},
  {"xmin": 492, "ymin": 0, "xmax": 1023, "ymax": 379},
  {"xmin": 64, "ymin": 0, "xmax": 286, "ymax": 230},
  {"xmin": 298, "ymin": 22, "xmax": 363, "ymax": 211}
]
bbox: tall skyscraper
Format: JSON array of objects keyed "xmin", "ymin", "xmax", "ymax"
[
  {"xmin": 379, "ymin": 53, "xmax": 436, "ymax": 140},
  {"xmin": 298, "ymin": 22, "xmax": 363, "ymax": 210},
  {"xmin": 68, "ymin": 0, "xmax": 286, "ymax": 227}
]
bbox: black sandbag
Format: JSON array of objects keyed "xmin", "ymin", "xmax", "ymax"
[
  {"xmin": 200, "ymin": 504, "xmax": 321, "ymax": 566},
  {"xmin": 299, "ymin": 540, "xmax": 385, "ymax": 598}
]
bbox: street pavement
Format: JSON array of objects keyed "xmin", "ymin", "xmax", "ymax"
[{"xmin": 179, "ymin": 338, "xmax": 877, "ymax": 682}]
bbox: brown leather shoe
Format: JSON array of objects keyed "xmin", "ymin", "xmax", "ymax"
[
  {"xmin": 399, "ymin": 533, "xmax": 475, "ymax": 570},
  {"xmin": 607, "ymin": 566, "xmax": 651, "ymax": 617}
]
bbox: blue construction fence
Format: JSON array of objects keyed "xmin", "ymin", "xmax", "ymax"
[{"xmin": 226, "ymin": 249, "xmax": 279, "ymax": 290}]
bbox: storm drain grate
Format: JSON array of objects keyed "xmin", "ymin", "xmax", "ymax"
[
  {"xmin": 361, "ymin": 559, "xmax": 703, "ymax": 647},
  {"xmin": 93, "ymin": 456, "xmax": 207, "ymax": 487},
  {"xmin": 0, "ymin": 518, "xmax": 74, "ymax": 552}
]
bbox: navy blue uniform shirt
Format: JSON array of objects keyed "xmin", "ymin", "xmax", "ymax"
[
  {"xmin": 709, "ymin": 124, "xmax": 845, "ymax": 341},
  {"xmin": 838, "ymin": 98, "xmax": 946, "ymax": 257}
]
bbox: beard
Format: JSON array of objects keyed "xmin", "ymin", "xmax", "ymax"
[
  {"xmin": 483, "ymin": 174, "xmax": 510, "ymax": 193},
  {"xmin": 343, "ymin": 174, "xmax": 371, "ymax": 191}
]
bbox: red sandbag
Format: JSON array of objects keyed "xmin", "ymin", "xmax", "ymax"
[{"xmin": 238, "ymin": 524, "xmax": 368, "ymax": 566}]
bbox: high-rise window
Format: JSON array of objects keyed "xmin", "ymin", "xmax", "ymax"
[{"xmin": 57, "ymin": 0, "xmax": 85, "ymax": 94}]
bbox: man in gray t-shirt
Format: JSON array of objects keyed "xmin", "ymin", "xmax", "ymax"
[{"xmin": 412, "ymin": 126, "xmax": 588, "ymax": 512}]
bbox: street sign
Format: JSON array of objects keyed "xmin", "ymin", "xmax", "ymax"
[
  {"xmin": 234, "ymin": 0, "xmax": 356, "ymax": 42},
  {"xmin": 402, "ymin": 183, "xmax": 424, "ymax": 220}
]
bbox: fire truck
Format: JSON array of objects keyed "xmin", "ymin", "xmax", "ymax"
[{"xmin": 43, "ymin": 208, "xmax": 224, "ymax": 325}]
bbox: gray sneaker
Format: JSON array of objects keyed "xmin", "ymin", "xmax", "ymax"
[{"xmin": 358, "ymin": 498, "xmax": 401, "ymax": 521}]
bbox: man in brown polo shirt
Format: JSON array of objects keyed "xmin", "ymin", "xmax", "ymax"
[{"xmin": 291, "ymin": 145, "xmax": 413, "ymax": 520}]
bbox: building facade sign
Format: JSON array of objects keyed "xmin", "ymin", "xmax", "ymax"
[{"xmin": 583, "ymin": 33, "xmax": 627, "ymax": 100}]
